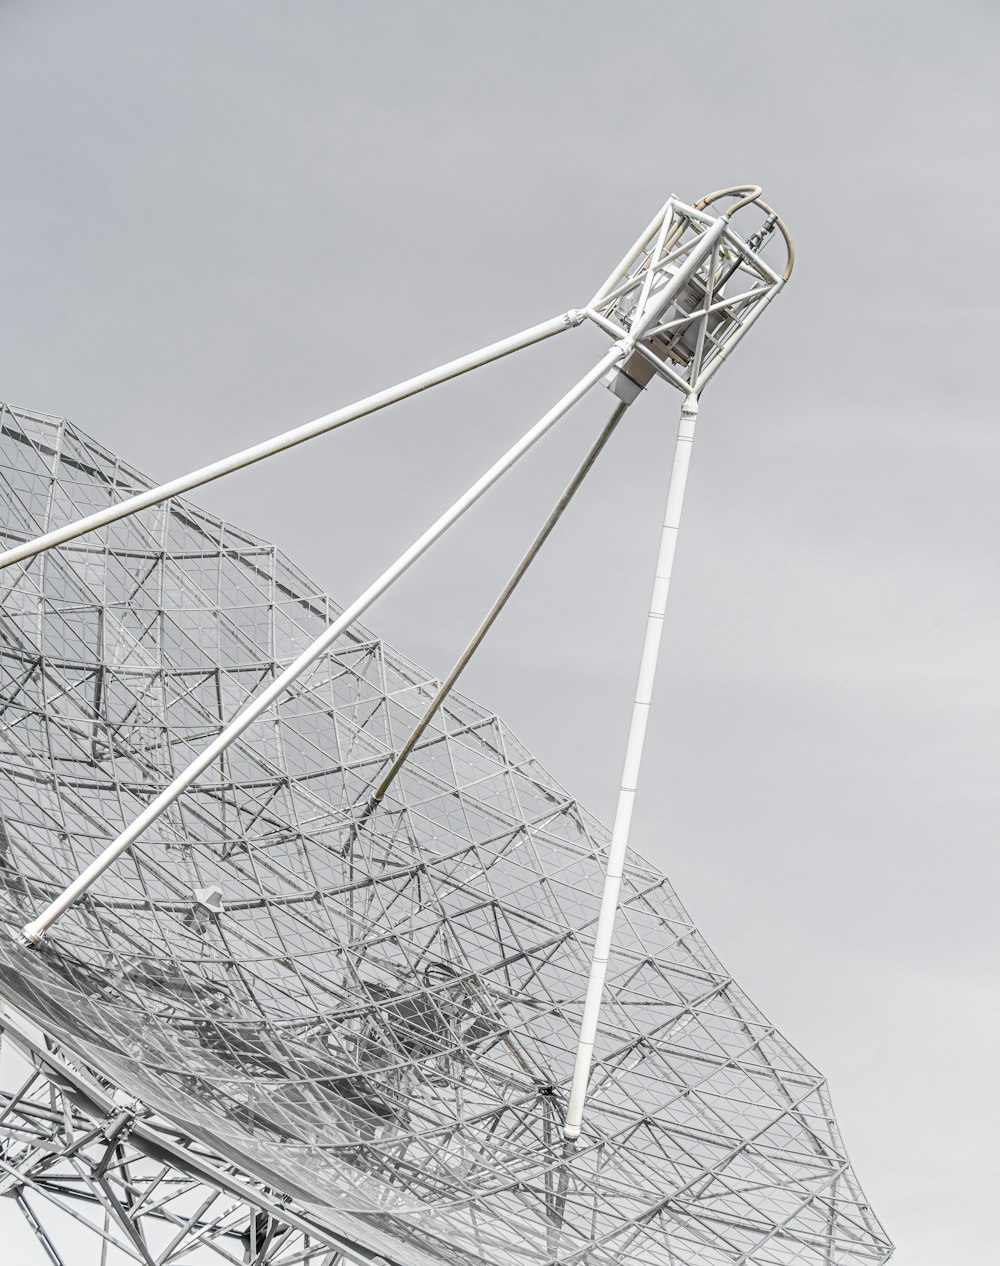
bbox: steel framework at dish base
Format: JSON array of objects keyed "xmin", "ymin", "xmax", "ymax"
[{"xmin": 0, "ymin": 403, "xmax": 892, "ymax": 1265}]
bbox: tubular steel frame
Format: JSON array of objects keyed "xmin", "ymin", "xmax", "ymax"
[
  {"xmin": 0, "ymin": 1008, "xmax": 372, "ymax": 1266},
  {"xmin": 0, "ymin": 187, "xmax": 893, "ymax": 1266}
]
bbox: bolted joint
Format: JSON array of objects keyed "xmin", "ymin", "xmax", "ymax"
[
  {"xmin": 100, "ymin": 1107, "xmax": 135, "ymax": 1145},
  {"xmin": 17, "ymin": 924, "xmax": 43, "ymax": 950}
]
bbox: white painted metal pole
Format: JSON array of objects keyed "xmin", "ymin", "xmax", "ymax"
[
  {"xmin": 588, "ymin": 201, "xmax": 671, "ymax": 309},
  {"xmin": 0, "ymin": 313, "xmax": 580, "ymax": 573},
  {"xmin": 19, "ymin": 343, "xmax": 627, "ymax": 946},
  {"xmin": 693, "ymin": 282, "xmax": 783, "ymax": 393},
  {"xmin": 563, "ymin": 391, "xmax": 700, "ymax": 1142},
  {"xmin": 628, "ymin": 215, "xmax": 728, "ymax": 345}
]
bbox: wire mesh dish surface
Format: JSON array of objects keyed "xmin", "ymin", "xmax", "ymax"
[{"xmin": 0, "ymin": 403, "xmax": 891, "ymax": 1266}]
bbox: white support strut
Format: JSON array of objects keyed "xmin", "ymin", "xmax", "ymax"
[
  {"xmin": 563, "ymin": 391, "xmax": 700, "ymax": 1142},
  {"xmin": 0, "ymin": 312, "xmax": 580, "ymax": 573},
  {"xmin": 19, "ymin": 343, "xmax": 627, "ymax": 946}
]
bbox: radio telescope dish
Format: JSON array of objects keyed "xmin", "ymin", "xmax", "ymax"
[{"xmin": 0, "ymin": 187, "xmax": 892, "ymax": 1266}]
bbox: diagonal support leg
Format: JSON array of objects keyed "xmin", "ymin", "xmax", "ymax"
[
  {"xmin": 0, "ymin": 312, "xmax": 580, "ymax": 573},
  {"xmin": 19, "ymin": 343, "xmax": 627, "ymax": 945},
  {"xmin": 363, "ymin": 397, "xmax": 631, "ymax": 816},
  {"xmin": 563, "ymin": 391, "xmax": 699, "ymax": 1142}
]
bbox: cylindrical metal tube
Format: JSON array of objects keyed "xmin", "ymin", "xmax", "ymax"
[
  {"xmin": 693, "ymin": 283, "xmax": 783, "ymax": 393},
  {"xmin": 19, "ymin": 343, "xmax": 627, "ymax": 946},
  {"xmin": 368, "ymin": 399, "xmax": 631, "ymax": 810},
  {"xmin": 588, "ymin": 201, "xmax": 672, "ymax": 309},
  {"xmin": 629, "ymin": 216, "xmax": 728, "ymax": 344},
  {"xmin": 563, "ymin": 391, "xmax": 700, "ymax": 1142},
  {"xmin": 0, "ymin": 313, "xmax": 579, "ymax": 573}
]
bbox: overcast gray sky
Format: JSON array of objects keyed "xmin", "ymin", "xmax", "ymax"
[{"xmin": 1, "ymin": 2, "xmax": 998, "ymax": 1262}]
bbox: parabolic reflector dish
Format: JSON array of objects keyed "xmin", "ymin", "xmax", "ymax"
[{"xmin": 0, "ymin": 402, "xmax": 892, "ymax": 1265}]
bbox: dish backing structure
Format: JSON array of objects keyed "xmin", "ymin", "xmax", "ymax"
[{"xmin": 0, "ymin": 188, "xmax": 892, "ymax": 1266}]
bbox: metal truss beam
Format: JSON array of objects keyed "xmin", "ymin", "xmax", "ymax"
[{"xmin": 0, "ymin": 1016, "xmax": 368, "ymax": 1266}]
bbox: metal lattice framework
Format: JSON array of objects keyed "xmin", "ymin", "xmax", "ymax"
[
  {"xmin": 0, "ymin": 188, "xmax": 892, "ymax": 1265},
  {"xmin": 0, "ymin": 1018, "xmax": 348, "ymax": 1266}
]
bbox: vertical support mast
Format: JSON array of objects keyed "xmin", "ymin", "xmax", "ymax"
[{"xmin": 564, "ymin": 391, "xmax": 700, "ymax": 1142}]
